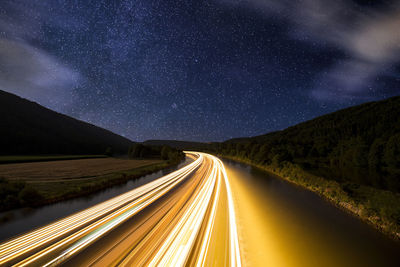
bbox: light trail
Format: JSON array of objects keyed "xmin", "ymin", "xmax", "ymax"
[
  {"xmin": 148, "ymin": 155, "xmax": 218, "ymax": 266},
  {"xmin": 219, "ymin": 157, "xmax": 242, "ymax": 267},
  {"xmin": 194, "ymin": 157, "xmax": 221, "ymax": 267},
  {"xmin": 0, "ymin": 154, "xmax": 203, "ymax": 265},
  {"xmin": 0, "ymin": 154, "xmax": 201, "ymax": 258},
  {"xmin": 0, "ymin": 152, "xmax": 242, "ymax": 266}
]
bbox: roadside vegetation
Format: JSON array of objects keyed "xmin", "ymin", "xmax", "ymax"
[
  {"xmin": 0, "ymin": 145, "xmax": 185, "ymax": 212},
  {"xmin": 204, "ymin": 96, "xmax": 400, "ymax": 239},
  {"xmin": 216, "ymin": 154, "xmax": 400, "ymax": 240}
]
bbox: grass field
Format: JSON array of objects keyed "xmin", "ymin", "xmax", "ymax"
[
  {"xmin": 0, "ymin": 155, "xmax": 107, "ymax": 164},
  {"xmin": 0, "ymin": 158, "xmax": 162, "ymax": 181},
  {"xmin": 0, "ymin": 157, "xmax": 173, "ymax": 211}
]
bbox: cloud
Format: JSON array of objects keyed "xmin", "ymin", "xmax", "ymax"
[
  {"xmin": 0, "ymin": 0, "xmax": 81, "ymax": 110},
  {"xmin": 312, "ymin": 3, "xmax": 400, "ymax": 101},
  {"xmin": 217, "ymin": 0, "xmax": 400, "ymax": 101},
  {"xmin": 0, "ymin": 39, "xmax": 80, "ymax": 109}
]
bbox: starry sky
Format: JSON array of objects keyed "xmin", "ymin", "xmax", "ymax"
[{"xmin": 1, "ymin": 0, "xmax": 399, "ymax": 142}]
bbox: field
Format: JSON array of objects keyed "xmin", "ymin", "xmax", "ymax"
[
  {"xmin": 0, "ymin": 157, "xmax": 170, "ymax": 211},
  {"xmin": 0, "ymin": 158, "xmax": 161, "ymax": 181}
]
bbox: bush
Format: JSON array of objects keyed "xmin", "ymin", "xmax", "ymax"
[
  {"xmin": 161, "ymin": 146, "xmax": 171, "ymax": 160},
  {"xmin": 105, "ymin": 147, "xmax": 113, "ymax": 156},
  {"xmin": 18, "ymin": 186, "xmax": 43, "ymax": 206}
]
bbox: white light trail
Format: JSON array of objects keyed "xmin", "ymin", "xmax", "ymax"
[{"xmin": 0, "ymin": 152, "xmax": 242, "ymax": 267}]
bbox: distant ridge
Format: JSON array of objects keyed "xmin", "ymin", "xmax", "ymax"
[
  {"xmin": 0, "ymin": 90, "xmax": 134, "ymax": 155},
  {"xmin": 142, "ymin": 140, "xmax": 209, "ymax": 150}
]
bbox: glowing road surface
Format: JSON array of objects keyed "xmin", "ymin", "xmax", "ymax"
[{"xmin": 0, "ymin": 152, "xmax": 241, "ymax": 266}]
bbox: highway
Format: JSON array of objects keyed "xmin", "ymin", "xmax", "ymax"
[{"xmin": 0, "ymin": 152, "xmax": 242, "ymax": 266}]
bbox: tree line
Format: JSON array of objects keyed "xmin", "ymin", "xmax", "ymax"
[
  {"xmin": 205, "ymin": 96, "xmax": 400, "ymax": 193},
  {"xmin": 128, "ymin": 144, "xmax": 185, "ymax": 163}
]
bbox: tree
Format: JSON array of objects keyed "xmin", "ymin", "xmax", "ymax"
[
  {"xmin": 250, "ymin": 144, "xmax": 260, "ymax": 160},
  {"xmin": 383, "ymin": 134, "xmax": 400, "ymax": 170},
  {"xmin": 368, "ymin": 138, "xmax": 384, "ymax": 171},
  {"xmin": 129, "ymin": 144, "xmax": 144, "ymax": 158},
  {"xmin": 352, "ymin": 137, "xmax": 368, "ymax": 167},
  {"xmin": 139, "ymin": 146, "xmax": 151, "ymax": 158},
  {"xmin": 161, "ymin": 146, "xmax": 171, "ymax": 160},
  {"xmin": 254, "ymin": 144, "xmax": 269, "ymax": 163},
  {"xmin": 105, "ymin": 147, "xmax": 113, "ymax": 156}
]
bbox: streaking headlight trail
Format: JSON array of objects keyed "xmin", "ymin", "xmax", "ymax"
[{"xmin": 0, "ymin": 152, "xmax": 242, "ymax": 267}]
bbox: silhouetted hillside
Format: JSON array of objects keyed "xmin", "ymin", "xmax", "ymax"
[
  {"xmin": 207, "ymin": 96, "xmax": 400, "ymax": 238},
  {"xmin": 0, "ymin": 90, "xmax": 134, "ymax": 155},
  {"xmin": 211, "ymin": 96, "xmax": 400, "ymax": 193}
]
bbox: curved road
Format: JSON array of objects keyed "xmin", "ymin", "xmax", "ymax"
[{"xmin": 0, "ymin": 152, "xmax": 241, "ymax": 266}]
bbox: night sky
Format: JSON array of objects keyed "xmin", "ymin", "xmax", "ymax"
[{"xmin": 1, "ymin": 0, "xmax": 399, "ymax": 142}]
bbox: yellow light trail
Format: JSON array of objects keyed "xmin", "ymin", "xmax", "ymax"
[
  {"xmin": 0, "ymin": 154, "xmax": 201, "ymax": 257},
  {"xmin": 0, "ymin": 152, "xmax": 242, "ymax": 266}
]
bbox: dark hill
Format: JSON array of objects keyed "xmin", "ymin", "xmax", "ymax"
[
  {"xmin": 0, "ymin": 90, "xmax": 134, "ymax": 155},
  {"xmin": 212, "ymin": 96, "xmax": 400, "ymax": 193}
]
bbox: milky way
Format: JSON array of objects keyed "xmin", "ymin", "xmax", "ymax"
[{"xmin": 0, "ymin": 0, "xmax": 399, "ymax": 141}]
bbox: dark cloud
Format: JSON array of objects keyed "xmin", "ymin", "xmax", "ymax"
[{"xmin": 218, "ymin": 0, "xmax": 400, "ymax": 101}]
